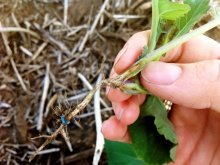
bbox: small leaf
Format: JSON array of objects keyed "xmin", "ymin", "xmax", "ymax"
[
  {"xmin": 175, "ymin": 0, "xmax": 210, "ymax": 37},
  {"xmin": 159, "ymin": 0, "xmax": 191, "ymax": 20},
  {"xmin": 121, "ymin": 76, "xmax": 148, "ymax": 95}
]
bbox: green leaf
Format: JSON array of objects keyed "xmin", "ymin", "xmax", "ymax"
[
  {"xmin": 159, "ymin": 0, "xmax": 191, "ymax": 21},
  {"xmin": 141, "ymin": 96, "xmax": 178, "ymax": 146},
  {"xmin": 105, "ymin": 140, "xmax": 146, "ymax": 165},
  {"xmin": 131, "ymin": 95, "xmax": 177, "ymax": 162},
  {"xmin": 129, "ymin": 117, "xmax": 176, "ymax": 164},
  {"xmin": 175, "ymin": 0, "xmax": 210, "ymax": 37}
]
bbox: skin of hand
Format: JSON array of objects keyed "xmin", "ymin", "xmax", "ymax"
[{"xmin": 101, "ymin": 31, "xmax": 220, "ymax": 165}]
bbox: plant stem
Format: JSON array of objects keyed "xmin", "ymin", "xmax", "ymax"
[{"xmin": 148, "ymin": 0, "xmax": 159, "ymax": 52}]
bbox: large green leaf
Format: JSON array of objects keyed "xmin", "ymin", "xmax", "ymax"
[
  {"xmin": 105, "ymin": 140, "xmax": 145, "ymax": 165},
  {"xmin": 131, "ymin": 96, "xmax": 177, "ymax": 162},
  {"xmin": 129, "ymin": 117, "xmax": 176, "ymax": 164},
  {"xmin": 175, "ymin": 0, "xmax": 210, "ymax": 37}
]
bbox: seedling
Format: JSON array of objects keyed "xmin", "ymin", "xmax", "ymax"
[{"xmin": 30, "ymin": 0, "xmax": 220, "ymax": 163}]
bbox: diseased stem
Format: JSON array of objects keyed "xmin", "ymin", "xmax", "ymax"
[
  {"xmin": 30, "ymin": 16, "xmax": 220, "ymax": 162},
  {"xmin": 29, "ymin": 125, "xmax": 64, "ymax": 161},
  {"xmin": 66, "ymin": 83, "xmax": 103, "ymax": 121}
]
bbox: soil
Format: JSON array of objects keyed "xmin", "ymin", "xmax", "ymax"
[{"xmin": 0, "ymin": 0, "xmax": 219, "ymax": 165}]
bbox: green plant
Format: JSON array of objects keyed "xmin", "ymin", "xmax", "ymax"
[{"xmin": 30, "ymin": 0, "xmax": 220, "ymax": 163}]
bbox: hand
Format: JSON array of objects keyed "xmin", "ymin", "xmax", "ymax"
[{"xmin": 101, "ymin": 31, "xmax": 220, "ymax": 164}]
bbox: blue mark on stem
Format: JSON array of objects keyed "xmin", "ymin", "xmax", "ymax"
[{"xmin": 60, "ymin": 115, "xmax": 70, "ymax": 125}]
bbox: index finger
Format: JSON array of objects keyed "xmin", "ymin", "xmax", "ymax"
[{"xmin": 114, "ymin": 31, "xmax": 150, "ymax": 74}]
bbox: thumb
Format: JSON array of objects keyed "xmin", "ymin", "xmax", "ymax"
[{"xmin": 141, "ymin": 60, "xmax": 220, "ymax": 111}]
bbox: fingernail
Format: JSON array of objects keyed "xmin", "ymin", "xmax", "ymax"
[
  {"xmin": 114, "ymin": 44, "xmax": 128, "ymax": 67},
  {"xmin": 141, "ymin": 62, "xmax": 182, "ymax": 85}
]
